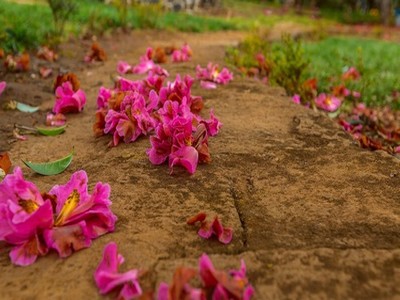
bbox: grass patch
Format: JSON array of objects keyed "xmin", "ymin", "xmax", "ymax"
[{"xmin": 303, "ymin": 37, "xmax": 400, "ymax": 107}]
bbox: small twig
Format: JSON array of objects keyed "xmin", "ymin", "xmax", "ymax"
[{"xmin": 14, "ymin": 124, "xmax": 38, "ymax": 132}]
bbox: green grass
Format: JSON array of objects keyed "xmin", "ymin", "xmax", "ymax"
[{"xmin": 303, "ymin": 37, "xmax": 400, "ymax": 107}]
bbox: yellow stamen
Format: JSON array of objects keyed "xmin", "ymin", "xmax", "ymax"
[
  {"xmin": 18, "ymin": 200, "xmax": 39, "ymax": 214},
  {"xmin": 54, "ymin": 190, "xmax": 80, "ymax": 226},
  {"xmin": 212, "ymin": 70, "xmax": 220, "ymax": 80}
]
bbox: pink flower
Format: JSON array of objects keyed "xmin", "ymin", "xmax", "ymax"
[
  {"xmin": 0, "ymin": 81, "xmax": 7, "ymax": 96},
  {"xmin": 53, "ymin": 82, "xmax": 87, "ymax": 114},
  {"xmin": 0, "ymin": 167, "xmax": 53, "ymax": 266},
  {"xmin": 196, "ymin": 63, "xmax": 233, "ymax": 86},
  {"xmin": 187, "ymin": 212, "xmax": 233, "ymax": 244},
  {"xmin": 199, "ymin": 254, "xmax": 254, "ymax": 299},
  {"xmin": 292, "ymin": 94, "xmax": 301, "ymax": 104},
  {"xmin": 201, "ymin": 110, "xmax": 222, "ymax": 137},
  {"xmin": 171, "ymin": 43, "xmax": 192, "ymax": 62},
  {"xmin": 315, "ymin": 93, "xmax": 342, "ymax": 112},
  {"xmin": 95, "ymin": 242, "xmax": 142, "ymax": 299},
  {"xmin": 117, "ymin": 61, "xmax": 132, "ymax": 75},
  {"xmin": 46, "ymin": 113, "xmax": 67, "ymax": 127},
  {"xmin": 43, "ymin": 170, "xmax": 117, "ymax": 258}
]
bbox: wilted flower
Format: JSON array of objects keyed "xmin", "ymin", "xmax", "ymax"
[
  {"xmin": 342, "ymin": 66, "xmax": 360, "ymax": 81},
  {"xmin": 187, "ymin": 212, "xmax": 233, "ymax": 244},
  {"xmin": 46, "ymin": 113, "xmax": 67, "ymax": 127},
  {"xmin": 196, "ymin": 63, "xmax": 233, "ymax": 86},
  {"xmin": 117, "ymin": 61, "xmax": 132, "ymax": 75},
  {"xmin": 199, "ymin": 254, "xmax": 254, "ymax": 300}
]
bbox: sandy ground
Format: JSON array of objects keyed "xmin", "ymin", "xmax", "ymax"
[{"xmin": 0, "ymin": 30, "xmax": 399, "ymax": 299}]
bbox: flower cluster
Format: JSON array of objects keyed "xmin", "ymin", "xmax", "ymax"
[
  {"xmin": 158, "ymin": 253, "xmax": 254, "ymax": 300},
  {"xmin": 0, "ymin": 168, "xmax": 117, "ymax": 266},
  {"xmin": 187, "ymin": 212, "xmax": 233, "ymax": 244},
  {"xmin": 94, "ymin": 70, "xmax": 222, "ymax": 174},
  {"xmin": 196, "ymin": 63, "xmax": 233, "ymax": 89}
]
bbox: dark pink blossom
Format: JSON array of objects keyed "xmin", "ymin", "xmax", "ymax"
[
  {"xmin": 95, "ymin": 242, "xmax": 142, "ymax": 299},
  {"xmin": 43, "ymin": 170, "xmax": 117, "ymax": 257},
  {"xmin": 97, "ymin": 87, "xmax": 112, "ymax": 109},
  {"xmin": 0, "ymin": 167, "xmax": 53, "ymax": 266},
  {"xmin": 53, "ymin": 82, "xmax": 87, "ymax": 114}
]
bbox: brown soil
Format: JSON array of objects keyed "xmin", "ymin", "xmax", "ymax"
[{"xmin": 0, "ymin": 30, "xmax": 399, "ymax": 300}]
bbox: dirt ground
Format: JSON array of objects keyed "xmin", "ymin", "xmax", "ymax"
[{"xmin": 0, "ymin": 30, "xmax": 399, "ymax": 299}]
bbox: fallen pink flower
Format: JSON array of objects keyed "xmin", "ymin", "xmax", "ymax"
[
  {"xmin": 315, "ymin": 93, "xmax": 341, "ymax": 112},
  {"xmin": 292, "ymin": 94, "xmax": 301, "ymax": 105},
  {"xmin": 196, "ymin": 63, "xmax": 233, "ymax": 85},
  {"xmin": 117, "ymin": 61, "xmax": 132, "ymax": 75},
  {"xmin": 0, "ymin": 81, "xmax": 6, "ymax": 96},
  {"xmin": 172, "ymin": 43, "xmax": 192, "ymax": 63},
  {"xmin": 199, "ymin": 254, "xmax": 254, "ymax": 300},
  {"xmin": 169, "ymin": 145, "xmax": 199, "ymax": 175},
  {"xmin": 43, "ymin": 170, "xmax": 117, "ymax": 258},
  {"xmin": 53, "ymin": 82, "xmax": 87, "ymax": 114},
  {"xmin": 352, "ymin": 91, "xmax": 361, "ymax": 98},
  {"xmin": 46, "ymin": 113, "xmax": 67, "ymax": 127},
  {"xmin": 187, "ymin": 212, "xmax": 233, "ymax": 244},
  {"xmin": 95, "ymin": 242, "xmax": 142, "ymax": 299},
  {"xmin": 0, "ymin": 167, "xmax": 54, "ymax": 266}
]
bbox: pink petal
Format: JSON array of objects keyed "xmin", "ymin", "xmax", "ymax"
[
  {"xmin": 0, "ymin": 81, "xmax": 6, "ymax": 96},
  {"xmin": 94, "ymin": 242, "xmax": 142, "ymax": 297},
  {"xmin": 117, "ymin": 61, "xmax": 132, "ymax": 75},
  {"xmin": 212, "ymin": 284, "xmax": 230, "ymax": 300},
  {"xmin": 43, "ymin": 221, "xmax": 92, "ymax": 258},
  {"xmin": 292, "ymin": 94, "xmax": 301, "ymax": 104},
  {"xmin": 157, "ymin": 282, "xmax": 170, "ymax": 300},
  {"xmin": 169, "ymin": 146, "xmax": 199, "ymax": 175},
  {"xmin": 199, "ymin": 253, "xmax": 219, "ymax": 288},
  {"xmin": 200, "ymin": 81, "xmax": 217, "ymax": 89},
  {"xmin": 243, "ymin": 285, "xmax": 255, "ymax": 300},
  {"xmin": 9, "ymin": 234, "xmax": 48, "ymax": 266},
  {"xmin": 198, "ymin": 221, "xmax": 214, "ymax": 239}
]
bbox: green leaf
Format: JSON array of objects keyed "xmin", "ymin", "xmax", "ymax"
[
  {"xmin": 36, "ymin": 125, "xmax": 66, "ymax": 136},
  {"xmin": 16, "ymin": 102, "xmax": 39, "ymax": 113},
  {"xmin": 23, "ymin": 150, "xmax": 73, "ymax": 176}
]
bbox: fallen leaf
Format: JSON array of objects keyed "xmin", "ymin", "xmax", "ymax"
[
  {"xmin": 0, "ymin": 152, "xmax": 12, "ymax": 174},
  {"xmin": 23, "ymin": 149, "xmax": 74, "ymax": 175},
  {"xmin": 36, "ymin": 125, "xmax": 66, "ymax": 136},
  {"xmin": 16, "ymin": 102, "xmax": 39, "ymax": 113}
]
